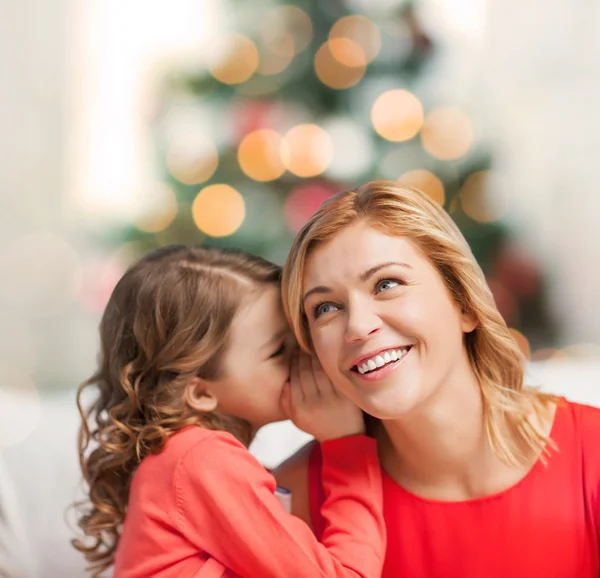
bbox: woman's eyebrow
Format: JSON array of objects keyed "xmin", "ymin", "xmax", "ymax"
[
  {"xmin": 358, "ymin": 261, "xmax": 412, "ymax": 282},
  {"xmin": 302, "ymin": 285, "xmax": 331, "ymax": 305},
  {"xmin": 302, "ymin": 262, "xmax": 411, "ymax": 304}
]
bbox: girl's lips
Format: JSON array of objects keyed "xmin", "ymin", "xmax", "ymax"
[{"xmin": 352, "ymin": 346, "xmax": 412, "ymax": 382}]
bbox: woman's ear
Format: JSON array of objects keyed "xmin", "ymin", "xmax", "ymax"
[
  {"xmin": 460, "ymin": 310, "xmax": 478, "ymax": 334},
  {"xmin": 185, "ymin": 377, "xmax": 218, "ymax": 413}
]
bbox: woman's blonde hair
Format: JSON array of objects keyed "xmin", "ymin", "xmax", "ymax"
[
  {"xmin": 73, "ymin": 244, "xmax": 280, "ymax": 577},
  {"xmin": 282, "ymin": 180, "xmax": 558, "ymax": 468}
]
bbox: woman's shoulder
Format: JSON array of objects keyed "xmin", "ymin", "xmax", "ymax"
[
  {"xmin": 559, "ymin": 398, "xmax": 600, "ymax": 431},
  {"xmin": 555, "ymin": 399, "xmax": 600, "ymax": 472}
]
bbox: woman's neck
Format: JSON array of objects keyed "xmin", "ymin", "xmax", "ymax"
[{"xmin": 376, "ymin": 370, "xmax": 552, "ymax": 502}]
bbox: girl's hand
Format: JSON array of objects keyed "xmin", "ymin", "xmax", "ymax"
[{"xmin": 281, "ymin": 350, "xmax": 365, "ymax": 442}]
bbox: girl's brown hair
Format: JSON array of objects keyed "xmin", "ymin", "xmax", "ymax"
[
  {"xmin": 282, "ymin": 181, "xmax": 558, "ymax": 470},
  {"xmin": 73, "ymin": 244, "xmax": 280, "ymax": 576}
]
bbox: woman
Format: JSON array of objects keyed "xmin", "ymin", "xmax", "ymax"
[{"xmin": 276, "ymin": 181, "xmax": 600, "ymax": 577}]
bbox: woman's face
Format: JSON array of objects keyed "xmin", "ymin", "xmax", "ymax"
[{"xmin": 302, "ymin": 220, "xmax": 477, "ymax": 419}]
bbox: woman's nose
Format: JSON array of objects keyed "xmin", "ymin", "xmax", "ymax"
[{"xmin": 344, "ymin": 303, "xmax": 382, "ymax": 343}]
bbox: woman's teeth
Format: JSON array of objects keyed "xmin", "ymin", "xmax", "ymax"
[{"xmin": 357, "ymin": 348, "xmax": 409, "ymax": 374}]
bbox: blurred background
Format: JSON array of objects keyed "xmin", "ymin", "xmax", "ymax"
[{"xmin": 1, "ymin": 0, "xmax": 599, "ymax": 576}]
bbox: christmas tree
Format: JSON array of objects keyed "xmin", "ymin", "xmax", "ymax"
[{"xmin": 105, "ymin": 0, "xmax": 557, "ymax": 352}]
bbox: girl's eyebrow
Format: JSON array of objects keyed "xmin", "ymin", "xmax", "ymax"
[{"xmin": 261, "ymin": 328, "xmax": 288, "ymax": 350}]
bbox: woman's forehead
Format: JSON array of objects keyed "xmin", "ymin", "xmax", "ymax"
[{"xmin": 303, "ymin": 224, "xmax": 421, "ymax": 286}]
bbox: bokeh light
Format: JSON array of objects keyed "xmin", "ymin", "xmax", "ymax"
[
  {"xmin": 398, "ymin": 169, "xmax": 445, "ymax": 205},
  {"xmin": 134, "ymin": 183, "xmax": 178, "ymax": 233},
  {"xmin": 280, "ymin": 124, "xmax": 334, "ymax": 178},
  {"xmin": 285, "ymin": 182, "xmax": 337, "ymax": 232},
  {"xmin": 330, "ymin": 15, "xmax": 381, "ymax": 65},
  {"xmin": 257, "ymin": 31, "xmax": 296, "ymax": 76},
  {"xmin": 262, "ymin": 5, "xmax": 313, "ymax": 54},
  {"xmin": 78, "ymin": 255, "xmax": 127, "ymax": 313},
  {"xmin": 460, "ymin": 171, "xmax": 512, "ymax": 223},
  {"xmin": 0, "ymin": 364, "xmax": 41, "ymax": 448},
  {"xmin": 509, "ymin": 328, "xmax": 532, "ymax": 360},
  {"xmin": 0, "ymin": 232, "xmax": 81, "ymax": 317},
  {"xmin": 314, "ymin": 41, "xmax": 366, "ymax": 90},
  {"xmin": 192, "ymin": 184, "xmax": 246, "ymax": 237},
  {"xmin": 166, "ymin": 135, "xmax": 218, "ymax": 185},
  {"xmin": 493, "ymin": 244, "xmax": 540, "ymax": 298},
  {"xmin": 207, "ymin": 34, "xmax": 259, "ymax": 85},
  {"xmin": 487, "ymin": 278, "xmax": 519, "ymax": 324},
  {"xmin": 421, "ymin": 107, "xmax": 475, "ymax": 160},
  {"xmin": 238, "ymin": 129, "xmax": 285, "ymax": 182},
  {"xmin": 323, "ymin": 117, "xmax": 373, "ymax": 180},
  {"xmin": 328, "ymin": 37, "xmax": 367, "ymax": 67},
  {"xmin": 371, "ymin": 89, "xmax": 424, "ymax": 142}
]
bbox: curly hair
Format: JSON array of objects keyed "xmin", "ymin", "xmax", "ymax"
[
  {"xmin": 282, "ymin": 181, "xmax": 559, "ymax": 469},
  {"xmin": 72, "ymin": 245, "xmax": 281, "ymax": 576}
]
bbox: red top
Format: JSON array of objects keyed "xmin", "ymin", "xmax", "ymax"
[
  {"xmin": 309, "ymin": 400, "xmax": 600, "ymax": 578},
  {"xmin": 113, "ymin": 427, "xmax": 385, "ymax": 578}
]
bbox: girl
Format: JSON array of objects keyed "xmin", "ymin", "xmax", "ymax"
[
  {"xmin": 277, "ymin": 181, "xmax": 600, "ymax": 577},
  {"xmin": 73, "ymin": 245, "xmax": 385, "ymax": 578}
]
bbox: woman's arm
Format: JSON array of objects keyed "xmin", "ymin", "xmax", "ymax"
[
  {"xmin": 174, "ymin": 431, "xmax": 385, "ymax": 578},
  {"xmin": 272, "ymin": 440, "xmax": 315, "ymax": 529}
]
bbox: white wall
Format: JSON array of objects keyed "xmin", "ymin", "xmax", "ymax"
[{"xmin": 485, "ymin": 0, "xmax": 600, "ymax": 345}]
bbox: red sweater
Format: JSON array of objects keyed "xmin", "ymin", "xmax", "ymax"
[
  {"xmin": 113, "ymin": 428, "xmax": 385, "ymax": 578},
  {"xmin": 308, "ymin": 399, "xmax": 600, "ymax": 577}
]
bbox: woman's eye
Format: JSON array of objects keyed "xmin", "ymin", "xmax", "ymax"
[
  {"xmin": 314, "ymin": 302, "xmax": 338, "ymax": 318},
  {"xmin": 376, "ymin": 278, "xmax": 400, "ymax": 293}
]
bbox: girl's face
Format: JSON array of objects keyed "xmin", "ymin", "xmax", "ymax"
[
  {"xmin": 302, "ymin": 220, "xmax": 477, "ymax": 420},
  {"xmin": 209, "ymin": 284, "xmax": 293, "ymax": 428}
]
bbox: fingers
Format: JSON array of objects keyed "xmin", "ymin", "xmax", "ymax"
[
  {"xmin": 280, "ymin": 380, "xmax": 292, "ymax": 418},
  {"xmin": 288, "ymin": 349, "xmax": 304, "ymax": 408},
  {"xmin": 310, "ymin": 354, "xmax": 336, "ymax": 397},
  {"xmin": 298, "ymin": 350, "xmax": 319, "ymax": 400}
]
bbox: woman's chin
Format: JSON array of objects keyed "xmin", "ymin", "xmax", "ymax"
[{"xmin": 358, "ymin": 387, "xmax": 424, "ymax": 421}]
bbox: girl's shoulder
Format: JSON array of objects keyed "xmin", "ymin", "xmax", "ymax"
[{"xmin": 135, "ymin": 427, "xmax": 247, "ymax": 482}]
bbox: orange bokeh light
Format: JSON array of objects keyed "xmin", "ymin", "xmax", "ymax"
[
  {"xmin": 208, "ymin": 34, "xmax": 259, "ymax": 85},
  {"xmin": 192, "ymin": 184, "xmax": 246, "ymax": 237},
  {"xmin": 398, "ymin": 169, "xmax": 445, "ymax": 205},
  {"xmin": 330, "ymin": 15, "xmax": 381, "ymax": 64},
  {"xmin": 371, "ymin": 90, "xmax": 424, "ymax": 142},
  {"xmin": 421, "ymin": 107, "xmax": 474, "ymax": 160},
  {"xmin": 280, "ymin": 124, "xmax": 333, "ymax": 178},
  {"xmin": 238, "ymin": 129, "xmax": 285, "ymax": 182},
  {"xmin": 314, "ymin": 41, "xmax": 366, "ymax": 90}
]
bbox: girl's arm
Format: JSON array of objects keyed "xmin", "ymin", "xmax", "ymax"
[{"xmin": 173, "ymin": 430, "xmax": 385, "ymax": 578}]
